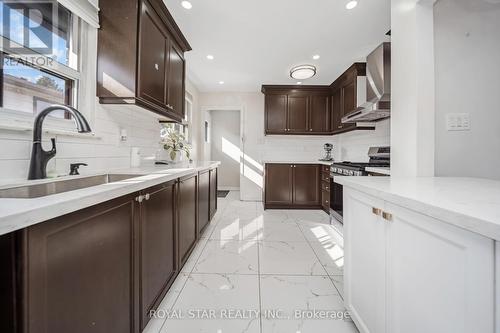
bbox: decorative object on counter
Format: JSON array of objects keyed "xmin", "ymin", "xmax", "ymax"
[
  {"xmin": 319, "ymin": 143, "xmax": 334, "ymax": 161},
  {"xmin": 131, "ymin": 147, "xmax": 141, "ymax": 167},
  {"xmin": 160, "ymin": 127, "xmax": 191, "ymax": 162}
]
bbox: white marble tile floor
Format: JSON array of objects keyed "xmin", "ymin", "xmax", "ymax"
[{"xmin": 143, "ymin": 191, "xmax": 357, "ymax": 333}]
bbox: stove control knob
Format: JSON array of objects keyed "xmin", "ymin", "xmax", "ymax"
[{"xmin": 354, "ymin": 171, "xmax": 362, "ymax": 176}]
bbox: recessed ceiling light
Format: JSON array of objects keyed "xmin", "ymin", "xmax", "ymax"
[
  {"xmin": 297, "ymin": 82, "xmax": 302, "ymax": 85},
  {"xmin": 312, "ymin": 55, "xmax": 320, "ymax": 60},
  {"xmin": 206, "ymin": 54, "xmax": 214, "ymax": 60},
  {"xmin": 346, "ymin": 0, "xmax": 358, "ymax": 9},
  {"xmin": 181, "ymin": 1, "xmax": 192, "ymax": 9},
  {"xmin": 290, "ymin": 65, "xmax": 316, "ymax": 80},
  {"xmin": 219, "ymin": 81, "xmax": 224, "ymax": 85}
]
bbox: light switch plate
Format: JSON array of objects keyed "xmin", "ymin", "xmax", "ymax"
[{"xmin": 446, "ymin": 113, "xmax": 470, "ymax": 131}]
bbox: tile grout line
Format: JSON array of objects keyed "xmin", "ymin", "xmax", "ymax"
[
  {"xmin": 297, "ymin": 221, "xmax": 345, "ymax": 300},
  {"xmin": 157, "ymin": 196, "xmax": 233, "ymax": 332}
]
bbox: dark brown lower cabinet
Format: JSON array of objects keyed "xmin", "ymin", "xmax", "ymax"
[
  {"xmin": 264, "ymin": 164, "xmax": 293, "ymax": 206},
  {"xmin": 178, "ymin": 174, "xmax": 198, "ymax": 267},
  {"xmin": 24, "ymin": 194, "xmax": 139, "ymax": 333},
  {"xmin": 198, "ymin": 170, "xmax": 210, "ymax": 234},
  {"xmin": 0, "ymin": 169, "xmax": 219, "ymax": 333},
  {"xmin": 139, "ymin": 181, "xmax": 177, "ymax": 329},
  {"xmin": 265, "ymin": 164, "xmax": 321, "ymax": 209},
  {"xmin": 293, "ymin": 164, "xmax": 320, "ymax": 205},
  {"xmin": 209, "ymin": 168, "xmax": 217, "ymax": 219}
]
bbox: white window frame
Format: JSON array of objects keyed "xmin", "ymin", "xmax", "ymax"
[{"xmin": 0, "ymin": 4, "xmax": 96, "ymax": 136}]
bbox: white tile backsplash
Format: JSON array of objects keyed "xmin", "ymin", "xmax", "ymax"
[
  {"xmin": 0, "ymin": 102, "xmax": 164, "ymax": 181},
  {"xmin": 261, "ymin": 119, "xmax": 390, "ymax": 163}
]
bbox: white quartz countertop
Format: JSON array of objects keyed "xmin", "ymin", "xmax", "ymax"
[
  {"xmin": 0, "ymin": 161, "xmax": 220, "ymax": 236},
  {"xmin": 365, "ymin": 167, "xmax": 391, "ymax": 175},
  {"xmin": 335, "ymin": 176, "xmax": 500, "ymax": 241},
  {"xmin": 263, "ymin": 160, "xmax": 333, "ymax": 166}
]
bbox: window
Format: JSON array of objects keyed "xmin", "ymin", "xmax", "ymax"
[{"xmin": 0, "ymin": 1, "xmax": 80, "ymax": 119}]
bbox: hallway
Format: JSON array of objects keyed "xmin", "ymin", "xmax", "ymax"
[{"xmin": 144, "ymin": 192, "xmax": 358, "ymax": 333}]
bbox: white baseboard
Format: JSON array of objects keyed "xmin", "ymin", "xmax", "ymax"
[{"xmin": 218, "ymin": 186, "xmax": 240, "ymax": 191}]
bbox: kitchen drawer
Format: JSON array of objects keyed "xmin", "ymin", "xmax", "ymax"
[
  {"xmin": 321, "ymin": 174, "xmax": 330, "ymax": 182},
  {"xmin": 322, "ymin": 165, "xmax": 331, "ymax": 174},
  {"xmin": 321, "ymin": 181, "xmax": 330, "ymax": 192},
  {"xmin": 322, "ymin": 190, "xmax": 330, "ymax": 208}
]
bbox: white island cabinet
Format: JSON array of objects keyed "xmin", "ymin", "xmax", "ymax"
[{"xmin": 344, "ymin": 187, "xmax": 495, "ymax": 333}]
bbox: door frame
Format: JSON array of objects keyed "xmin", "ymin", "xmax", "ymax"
[{"xmin": 201, "ymin": 105, "xmax": 245, "ymax": 201}]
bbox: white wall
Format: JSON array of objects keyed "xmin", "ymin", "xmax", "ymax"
[
  {"xmin": 199, "ymin": 92, "xmax": 390, "ymax": 201},
  {"xmin": 434, "ymin": 0, "xmax": 500, "ymax": 179},
  {"xmin": 390, "ymin": 0, "xmax": 436, "ymax": 177},
  {"xmin": 210, "ymin": 110, "xmax": 241, "ymax": 189}
]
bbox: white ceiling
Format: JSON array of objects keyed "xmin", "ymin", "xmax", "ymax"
[{"xmin": 163, "ymin": 0, "xmax": 391, "ymax": 92}]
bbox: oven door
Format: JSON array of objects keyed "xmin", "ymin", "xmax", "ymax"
[{"xmin": 330, "ymin": 172, "xmax": 344, "ymax": 223}]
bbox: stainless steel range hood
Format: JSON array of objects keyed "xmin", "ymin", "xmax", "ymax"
[{"xmin": 342, "ymin": 42, "xmax": 391, "ymax": 123}]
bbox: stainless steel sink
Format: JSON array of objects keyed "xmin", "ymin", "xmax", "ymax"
[{"xmin": 0, "ymin": 174, "xmax": 145, "ymax": 199}]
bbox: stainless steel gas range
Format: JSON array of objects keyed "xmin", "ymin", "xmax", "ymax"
[{"xmin": 330, "ymin": 146, "xmax": 390, "ymax": 223}]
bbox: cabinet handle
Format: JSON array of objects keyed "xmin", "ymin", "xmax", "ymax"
[
  {"xmin": 145, "ymin": 193, "xmax": 150, "ymax": 201},
  {"xmin": 338, "ymin": 125, "xmax": 343, "ymax": 129},
  {"xmin": 372, "ymin": 207, "xmax": 382, "ymax": 216},
  {"xmin": 325, "ymin": 200, "xmax": 329, "ymax": 203},
  {"xmin": 309, "ymin": 129, "xmax": 313, "ymax": 131},
  {"xmin": 326, "ymin": 187, "xmax": 329, "ymax": 190},
  {"xmin": 135, "ymin": 195, "xmax": 144, "ymax": 203},
  {"xmin": 154, "ymin": 63, "xmax": 159, "ymax": 71},
  {"xmin": 382, "ymin": 212, "xmax": 393, "ymax": 221}
]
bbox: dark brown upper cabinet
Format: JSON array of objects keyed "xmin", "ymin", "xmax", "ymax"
[
  {"xmin": 97, "ymin": 0, "xmax": 191, "ymax": 122},
  {"xmin": 262, "ymin": 62, "xmax": 375, "ymax": 135},
  {"xmin": 262, "ymin": 86, "xmax": 332, "ymax": 135},
  {"xmin": 331, "ymin": 63, "xmax": 374, "ymax": 134},
  {"xmin": 265, "ymin": 94, "xmax": 287, "ymax": 134}
]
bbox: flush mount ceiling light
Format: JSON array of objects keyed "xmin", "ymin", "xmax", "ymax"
[
  {"xmin": 206, "ymin": 54, "xmax": 214, "ymax": 60},
  {"xmin": 290, "ymin": 65, "xmax": 316, "ymax": 80},
  {"xmin": 181, "ymin": 1, "xmax": 192, "ymax": 9},
  {"xmin": 312, "ymin": 55, "xmax": 320, "ymax": 60},
  {"xmin": 219, "ymin": 81, "xmax": 224, "ymax": 85},
  {"xmin": 346, "ymin": 0, "xmax": 358, "ymax": 9}
]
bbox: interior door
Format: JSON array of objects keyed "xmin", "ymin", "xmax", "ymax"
[
  {"xmin": 309, "ymin": 95, "xmax": 330, "ymax": 133},
  {"xmin": 265, "ymin": 94, "xmax": 287, "ymax": 133},
  {"xmin": 138, "ymin": 0, "xmax": 168, "ymax": 107},
  {"xmin": 287, "ymin": 95, "xmax": 309, "ymax": 132},
  {"xmin": 265, "ymin": 164, "xmax": 293, "ymax": 206},
  {"xmin": 167, "ymin": 40, "xmax": 185, "ymax": 117},
  {"xmin": 178, "ymin": 174, "xmax": 198, "ymax": 266},
  {"xmin": 344, "ymin": 188, "xmax": 386, "ymax": 333},
  {"xmin": 140, "ymin": 182, "xmax": 176, "ymax": 329},
  {"xmin": 292, "ymin": 164, "xmax": 320, "ymax": 206}
]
